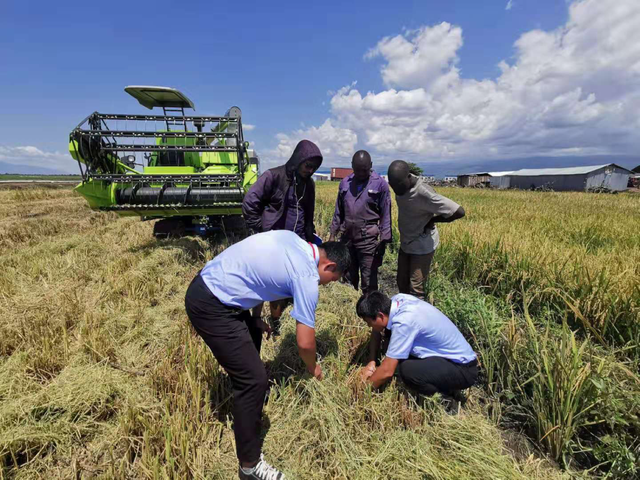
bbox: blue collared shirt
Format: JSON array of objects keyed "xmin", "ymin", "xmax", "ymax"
[
  {"xmin": 385, "ymin": 294, "xmax": 477, "ymax": 363},
  {"xmin": 200, "ymin": 230, "xmax": 320, "ymax": 328}
]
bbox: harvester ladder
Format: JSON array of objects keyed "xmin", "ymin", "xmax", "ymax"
[{"xmin": 162, "ymin": 106, "xmax": 188, "ymax": 131}]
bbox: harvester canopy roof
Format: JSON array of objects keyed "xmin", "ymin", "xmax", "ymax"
[{"xmin": 124, "ymin": 85, "xmax": 195, "ymax": 110}]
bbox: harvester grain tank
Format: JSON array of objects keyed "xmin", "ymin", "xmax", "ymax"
[{"xmin": 68, "ymin": 86, "xmax": 259, "ymax": 237}]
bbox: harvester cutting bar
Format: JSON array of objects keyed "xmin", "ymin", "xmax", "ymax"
[
  {"xmin": 116, "ymin": 187, "xmax": 244, "ymax": 206},
  {"xmin": 90, "ymin": 174, "xmax": 243, "ymax": 183}
]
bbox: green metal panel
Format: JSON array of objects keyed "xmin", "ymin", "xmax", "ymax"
[
  {"xmin": 143, "ymin": 166, "xmax": 196, "ymax": 174},
  {"xmin": 149, "ymin": 133, "xmax": 202, "ymax": 168},
  {"xmin": 69, "ymin": 140, "xmax": 84, "ymax": 164},
  {"xmin": 242, "ymin": 163, "xmax": 259, "ymax": 191},
  {"xmin": 201, "ymin": 151, "xmax": 236, "ymax": 166},
  {"xmin": 74, "ymin": 180, "xmax": 115, "ymax": 209}
]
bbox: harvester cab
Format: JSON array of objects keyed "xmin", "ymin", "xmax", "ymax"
[{"xmin": 69, "ymin": 86, "xmax": 260, "ymax": 237}]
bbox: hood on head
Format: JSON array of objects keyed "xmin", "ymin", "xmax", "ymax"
[{"xmin": 285, "ymin": 140, "xmax": 323, "ymax": 175}]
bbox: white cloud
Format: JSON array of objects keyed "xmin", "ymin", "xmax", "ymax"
[
  {"xmin": 365, "ymin": 22, "xmax": 463, "ymax": 91},
  {"xmin": 506, "ymin": 0, "xmax": 514, "ymax": 11},
  {"xmin": 243, "ymin": 124, "xmax": 256, "ymax": 131},
  {"xmin": 0, "ymin": 145, "xmax": 77, "ymax": 173},
  {"xmin": 264, "ymin": 119, "xmax": 358, "ymax": 169},
  {"xmin": 276, "ymin": 0, "xmax": 640, "ymax": 168}
]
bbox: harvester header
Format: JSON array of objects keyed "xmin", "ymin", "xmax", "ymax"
[{"xmin": 69, "ymin": 86, "xmax": 259, "ymax": 236}]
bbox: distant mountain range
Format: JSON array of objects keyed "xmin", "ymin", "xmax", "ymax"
[{"xmin": 0, "ymin": 162, "xmax": 72, "ymax": 175}]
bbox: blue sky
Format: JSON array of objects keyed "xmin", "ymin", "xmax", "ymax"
[{"xmin": 1, "ymin": 0, "xmax": 638, "ymax": 175}]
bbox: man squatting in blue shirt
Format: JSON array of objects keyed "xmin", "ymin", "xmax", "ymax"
[
  {"xmin": 185, "ymin": 230, "xmax": 350, "ymax": 480},
  {"xmin": 357, "ymin": 291, "xmax": 478, "ymax": 407}
]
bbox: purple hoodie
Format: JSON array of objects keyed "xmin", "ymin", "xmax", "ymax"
[{"xmin": 242, "ymin": 140, "xmax": 322, "ymax": 241}]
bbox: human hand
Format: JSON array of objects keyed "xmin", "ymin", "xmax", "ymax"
[
  {"xmin": 256, "ymin": 318, "xmax": 273, "ymax": 340},
  {"xmin": 423, "ymin": 220, "xmax": 435, "ymax": 233},
  {"xmin": 360, "ymin": 361, "xmax": 376, "ymax": 381},
  {"xmin": 308, "ymin": 363, "xmax": 323, "ymax": 380},
  {"xmin": 269, "ymin": 300, "xmax": 286, "ymax": 319},
  {"xmin": 269, "ymin": 315, "xmax": 282, "ymax": 337}
]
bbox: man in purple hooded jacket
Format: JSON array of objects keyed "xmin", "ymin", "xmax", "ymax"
[
  {"xmin": 242, "ymin": 139, "xmax": 322, "ymax": 242},
  {"xmin": 329, "ymin": 150, "xmax": 392, "ymax": 293},
  {"xmin": 242, "ymin": 140, "xmax": 323, "ymax": 332}
]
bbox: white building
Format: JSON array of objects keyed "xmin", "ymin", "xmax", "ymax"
[
  {"xmin": 443, "ymin": 176, "xmax": 457, "ymax": 183},
  {"xmin": 506, "ymin": 164, "xmax": 631, "ymax": 192},
  {"xmin": 312, "ymin": 173, "xmax": 330, "ymax": 182}
]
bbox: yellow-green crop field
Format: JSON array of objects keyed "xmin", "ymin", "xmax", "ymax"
[{"xmin": 1, "ymin": 184, "xmax": 638, "ymax": 479}]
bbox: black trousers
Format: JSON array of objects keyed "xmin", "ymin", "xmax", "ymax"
[
  {"xmin": 184, "ymin": 274, "xmax": 265, "ymax": 464},
  {"xmin": 343, "ymin": 240, "xmax": 385, "ymax": 294},
  {"xmin": 398, "ymin": 356, "xmax": 478, "ymax": 396}
]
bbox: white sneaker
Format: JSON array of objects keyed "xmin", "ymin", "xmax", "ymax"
[{"xmin": 238, "ymin": 454, "xmax": 285, "ymax": 480}]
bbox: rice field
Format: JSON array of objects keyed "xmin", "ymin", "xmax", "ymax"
[{"xmin": 0, "ymin": 184, "xmax": 638, "ymax": 478}]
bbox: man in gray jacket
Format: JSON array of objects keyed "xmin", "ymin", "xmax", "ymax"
[{"xmin": 388, "ymin": 160, "xmax": 465, "ymax": 299}]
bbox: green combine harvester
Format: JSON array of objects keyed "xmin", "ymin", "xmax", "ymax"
[{"xmin": 69, "ymin": 86, "xmax": 259, "ymax": 237}]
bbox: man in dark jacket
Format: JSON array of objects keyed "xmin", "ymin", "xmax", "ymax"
[
  {"xmin": 329, "ymin": 150, "xmax": 392, "ymax": 293},
  {"xmin": 242, "ymin": 140, "xmax": 323, "ymax": 331},
  {"xmin": 242, "ymin": 139, "xmax": 322, "ymax": 242}
]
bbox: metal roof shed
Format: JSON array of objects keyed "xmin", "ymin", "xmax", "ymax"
[
  {"xmin": 507, "ymin": 164, "xmax": 631, "ymax": 192},
  {"xmin": 457, "ymin": 172, "xmax": 490, "ymax": 187},
  {"xmin": 488, "ymin": 171, "xmax": 514, "ymax": 189}
]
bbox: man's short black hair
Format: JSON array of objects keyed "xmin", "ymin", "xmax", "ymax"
[
  {"xmin": 356, "ymin": 291, "xmax": 392, "ymax": 319},
  {"xmin": 352, "ymin": 150, "xmax": 372, "ymax": 166},
  {"xmin": 319, "ymin": 241, "xmax": 351, "ymax": 273},
  {"xmin": 388, "ymin": 160, "xmax": 410, "ymax": 183}
]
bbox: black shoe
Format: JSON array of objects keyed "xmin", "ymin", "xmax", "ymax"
[
  {"xmin": 452, "ymin": 389, "xmax": 467, "ymax": 405},
  {"xmin": 239, "ymin": 454, "xmax": 285, "ymax": 479},
  {"xmin": 441, "ymin": 393, "xmax": 462, "ymax": 415}
]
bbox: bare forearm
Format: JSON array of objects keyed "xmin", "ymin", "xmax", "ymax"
[
  {"xmin": 366, "ymin": 357, "xmax": 398, "ymax": 389},
  {"xmin": 437, "ymin": 206, "xmax": 465, "ymax": 224},
  {"xmin": 298, "ymin": 343, "xmax": 317, "ymax": 371},
  {"xmin": 425, "ymin": 206, "xmax": 465, "ymax": 231},
  {"xmin": 296, "ymin": 322, "xmax": 317, "ymax": 373},
  {"xmin": 369, "ymin": 372, "xmax": 392, "ymax": 389}
]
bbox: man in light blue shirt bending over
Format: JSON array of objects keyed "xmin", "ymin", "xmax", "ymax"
[
  {"xmin": 357, "ymin": 291, "xmax": 478, "ymax": 408},
  {"xmin": 185, "ymin": 230, "xmax": 350, "ymax": 480}
]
